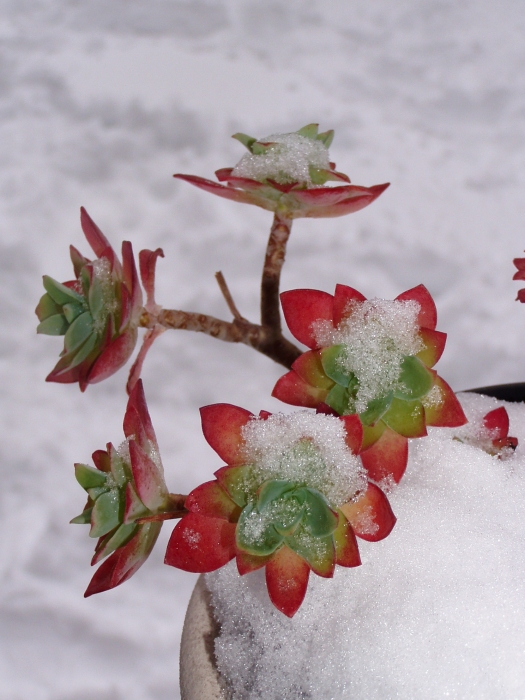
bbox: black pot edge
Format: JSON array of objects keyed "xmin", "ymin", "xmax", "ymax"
[{"xmin": 464, "ymin": 382, "xmax": 525, "ymax": 403}]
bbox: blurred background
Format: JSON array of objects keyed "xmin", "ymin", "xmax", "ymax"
[{"xmin": 1, "ymin": 1, "xmax": 525, "ymax": 698}]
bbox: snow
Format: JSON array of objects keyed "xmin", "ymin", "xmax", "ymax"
[
  {"xmin": 207, "ymin": 393, "xmax": 525, "ymax": 700},
  {"xmin": 2, "ymin": 1, "xmax": 525, "ymax": 699}
]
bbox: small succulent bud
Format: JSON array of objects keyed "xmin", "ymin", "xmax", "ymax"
[
  {"xmin": 71, "ymin": 380, "xmax": 179, "ymax": 596},
  {"xmin": 174, "ymin": 124, "xmax": 389, "ymax": 219},
  {"xmin": 36, "ymin": 208, "xmax": 143, "ymax": 391}
]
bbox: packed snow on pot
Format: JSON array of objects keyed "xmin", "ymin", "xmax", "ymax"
[{"xmin": 205, "ymin": 392, "xmax": 525, "ymax": 700}]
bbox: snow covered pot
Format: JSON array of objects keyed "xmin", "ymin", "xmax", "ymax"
[
  {"xmin": 273, "ymin": 283, "xmax": 467, "ymax": 482},
  {"xmin": 165, "ymin": 404, "xmax": 396, "ymax": 618}
]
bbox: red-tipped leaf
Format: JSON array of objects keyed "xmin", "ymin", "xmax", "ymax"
[
  {"xmin": 200, "ymin": 404, "xmax": 253, "ymax": 464},
  {"xmin": 395, "ymin": 284, "xmax": 437, "ymax": 330},
  {"xmin": 332, "ymin": 284, "xmax": 367, "ymax": 326},
  {"xmin": 341, "ymin": 483, "xmax": 396, "ymax": 542},
  {"xmin": 265, "ymin": 545, "xmax": 310, "ymax": 618},
  {"xmin": 185, "ymin": 480, "xmax": 241, "ymax": 522},
  {"xmin": 339, "ymin": 414, "xmax": 364, "ymax": 454},
  {"xmin": 280, "ymin": 289, "xmax": 334, "ymax": 349},
  {"xmin": 164, "ymin": 513, "xmax": 236, "ymax": 573},
  {"xmin": 272, "ymin": 370, "xmax": 329, "ymax": 408},
  {"xmin": 360, "ymin": 427, "xmax": 409, "ymax": 484}
]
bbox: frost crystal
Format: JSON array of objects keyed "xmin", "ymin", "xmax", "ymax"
[
  {"xmin": 313, "ymin": 298, "xmax": 423, "ymax": 413},
  {"xmin": 241, "ymin": 411, "xmax": 366, "ymax": 506},
  {"xmin": 231, "ymin": 133, "xmax": 330, "ymax": 187}
]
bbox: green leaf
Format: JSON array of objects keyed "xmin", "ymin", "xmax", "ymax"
[
  {"xmin": 321, "ymin": 345, "xmax": 351, "ymax": 387},
  {"xmin": 88, "ymin": 276, "xmax": 105, "ymax": 318},
  {"xmin": 236, "ymin": 503, "xmax": 284, "ymax": 556},
  {"xmin": 252, "ymin": 141, "xmax": 273, "ymax": 155},
  {"xmin": 394, "ymin": 355, "xmax": 434, "ymax": 400},
  {"xmin": 35, "ymin": 293, "xmax": 62, "ymax": 322},
  {"xmin": 308, "ymin": 166, "xmax": 329, "ymax": 185},
  {"xmin": 95, "ymin": 522, "xmax": 138, "ymax": 560},
  {"xmin": 257, "ymin": 480, "xmax": 296, "ymax": 511},
  {"xmin": 216, "ymin": 465, "xmax": 257, "ymax": 508},
  {"xmin": 36, "ymin": 314, "xmax": 69, "ymax": 336},
  {"xmin": 359, "ymin": 392, "xmax": 393, "ymax": 426},
  {"xmin": 87, "ymin": 485, "xmax": 110, "ymax": 500},
  {"xmin": 43, "ymin": 276, "xmax": 83, "ymax": 305},
  {"xmin": 90, "ymin": 489, "xmax": 122, "ymax": 538},
  {"xmin": 316, "ymin": 129, "xmax": 334, "ymax": 147},
  {"xmin": 62, "ymin": 302, "xmax": 85, "ymax": 325},
  {"xmin": 64, "ymin": 311, "xmax": 94, "ymax": 353},
  {"xmin": 232, "ymin": 132, "xmax": 257, "ymax": 152},
  {"xmin": 325, "ymin": 383, "xmax": 351, "ymax": 416},
  {"xmin": 70, "ymin": 507, "xmax": 93, "ymax": 525},
  {"xmin": 382, "ymin": 397, "xmax": 426, "ymax": 437},
  {"xmin": 301, "ymin": 488, "xmax": 339, "ymax": 538},
  {"xmin": 286, "ymin": 526, "xmax": 335, "ymax": 576},
  {"xmin": 75, "ymin": 463, "xmax": 107, "ymax": 489},
  {"xmin": 296, "ymin": 123, "xmax": 319, "ymax": 139},
  {"xmin": 69, "ymin": 332, "xmax": 98, "ymax": 368}
]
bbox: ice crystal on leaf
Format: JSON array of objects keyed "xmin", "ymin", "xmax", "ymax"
[{"xmin": 165, "ymin": 403, "xmax": 396, "ymax": 617}]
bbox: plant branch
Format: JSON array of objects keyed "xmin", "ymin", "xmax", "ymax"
[
  {"xmin": 215, "ymin": 271, "xmax": 246, "ymax": 322},
  {"xmin": 261, "ymin": 211, "xmax": 292, "ymax": 330}
]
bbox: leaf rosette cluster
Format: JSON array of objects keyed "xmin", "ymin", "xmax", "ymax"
[{"xmin": 165, "ymin": 404, "xmax": 396, "ymax": 617}]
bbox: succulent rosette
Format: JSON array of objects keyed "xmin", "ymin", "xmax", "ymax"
[
  {"xmin": 165, "ymin": 403, "xmax": 396, "ymax": 617},
  {"xmin": 36, "ymin": 208, "xmax": 143, "ymax": 391},
  {"xmin": 72, "ymin": 380, "xmax": 177, "ymax": 596},
  {"xmin": 174, "ymin": 124, "xmax": 389, "ymax": 219},
  {"xmin": 454, "ymin": 406, "xmax": 518, "ymax": 458},
  {"xmin": 272, "ymin": 284, "xmax": 467, "ymax": 484}
]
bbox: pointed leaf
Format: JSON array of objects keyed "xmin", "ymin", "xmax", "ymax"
[
  {"xmin": 63, "ymin": 312, "xmax": 93, "ymax": 353},
  {"xmin": 360, "ymin": 426, "xmax": 408, "ymax": 483},
  {"xmin": 382, "ymin": 397, "xmax": 427, "ymax": 438},
  {"xmin": 36, "ymin": 314, "xmax": 69, "ymax": 336},
  {"xmin": 173, "ymin": 174, "xmax": 267, "ymax": 208},
  {"xmin": 341, "ymin": 483, "xmax": 396, "ymax": 542},
  {"xmin": 124, "ymin": 379, "xmax": 158, "ymax": 446},
  {"xmin": 296, "ymin": 123, "xmax": 319, "ymax": 139},
  {"xmin": 424, "ymin": 374, "xmax": 467, "ymax": 427},
  {"xmin": 69, "ymin": 244, "xmax": 90, "ymax": 278},
  {"xmin": 70, "ymin": 507, "xmax": 93, "ymax": 525},
  {"xmin": 325, "ymin": 383, "xmax": 351, "ymax": 415},
  {"xmin": 231, "ymin": 132, "xmax": 257, "ymax": 151},
  {"xmin": 286, "ymin": 529, "xmax": 335, "ymax": 578},
  {"xmin": 292, "ymin": 350, "xmax": 335, "ymax": 391},
  {"xmin": 185, "ymin": 480, "xmax": 241, "ymax": 522},
  {"xmin": 164, "ymin": 513, "xmax": 236, "ymax": 573},
  {"xmin": 123, "ymin": 483, "xmax": 149, "ymax": 524},
  {"xmin": 339, "ymin": 414, "xmax": 364, "ymax": 454},
  {"xmin": 317, "ymin": 129, "xmax": 334, "ymax": 147},
  {"xmin": 280, "ymin": 289, "xmax": 334, "ymax": 349},
  {"xmin": 128, "ymin": 440, "xmax": 167, "ymax": 512},
  {"xmin": 87, "ymin": 328, "xmax": 137, "ymax": 385},
  {"xmin": 272, "ymin": 370, "xmax": 329, "ymax": 408},
  {"xmin": 74, "ymin": 463, "xmax": 107, "ymax": 490},
  {"xmin": 91, "ymin": 522, "xmax": 138, "ymax": 564},
  {"xmin": 84, "ymin": 522, "xmax": 161, "ymax": 596},
  {"xmin": 35, "ymin": 293, "xmax": 62, "ymax": 322},
  {"xmin": 92, "ymin": 449, "xmax": 111, "ymax": 472},
  {"xmin": 416, "ymin": 328, "xmax": 446, "ymax": 368},
  {"xmin": 483, "ymin": 406, "xmax": 509, "ymax": 440},
  {"xmin": 332, "ymin": 284, "xmax": 367, "ymax": 326},
  {"xmin": 199, "ymin": 404, "xmax": 253, "ymax": 465},
  {"xmin": 395, "ymin": 284, "xmax": 437, "ymax": 330},
  {"xmin": 265, "ymin": 545, "xmax": 310, "ymax": 617},
  {"xmin": 236, "ymin": 549, "xmax": 271, "ymax": 575},
  {"xmin": 214, "ymin": 465, "xmax": 256, "ymax": 508},
  {"xmin": 394, "ymin": 356, "xmax": 434, "ymax": 400},
  {"xmin": 80, "ymin": 207, "xmax": 113, "ymax": 259},
  {"xmin": 333, "ymin": 509, "xmax": 361, "ymax": 567},
  {"xmin": 359, "ymin": 392, "xmax": 394, "ymax": 426},
  {"xmin": 90, "ymin": 489, "xmax": 122, "ymax": 538}
]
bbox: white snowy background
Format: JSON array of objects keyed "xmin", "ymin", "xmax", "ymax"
[{"xmin": 1, "ymin": 1, "xmax": 525, "ymax": 699}]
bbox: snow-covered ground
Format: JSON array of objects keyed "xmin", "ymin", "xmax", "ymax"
[{"xmin": 1, "ymin": 2, "xmax": 525, "ymax": 698}]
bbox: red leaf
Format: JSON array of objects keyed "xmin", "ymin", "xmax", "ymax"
[
  {"xmin": 360, "ymin": 427, "xmax": 409, "ymax": 484},
  {"xmin": 121, "ymin": 241, "xmax": 142, "ymax": 316},
  {"xmin": 87, "ymin": 329, "xmax": 138, "ymax": 385},
  {"xmin": 84, "ymin": 522, "xmax": 161, "ymax": 597},
  {"xmin": 292, "ymin": 350, "xmax": 334, "ymax": 390},
  {"xmin": 298, "ymin": 183, "xmax": 390, "ymax": 219},
  {"xmin": 164, "ymin": 513, "xmax": 236, "ymax": 573},
  {"xmin": 236, "ymin": 549, "xmax": 271, "ymax": 575},
  {"xmin": 92, "ymin": 448, "xmax": 111, "ymax": 472},
  {"xmin": 417, "ymin": 328, "xmax": 447, "ymax": 368},
  {"xmin": 124, "ymin": 379, "xmax": 158, "ymax": 446},
  {"xmin": 424, "ymin": 374, "xmax": 467, "ymax": 427},
  {"xmin": 272, "ymin": 370, "xmax": 329, "ymax": 408},
  {"xmin": 280, "ymin": 289, "xmax": 334, "ymax": 349},
  {"xmin": 80, "ymin": 207, "xmax": 113, "ymax": 259},
  {"xmin": 173, "ymin": 174, "xmax": 266, "ymax": 207},
  {"xmin": 265, "ymin": 546, "xmax": 310, "ymax": 617},
  {"xmin": 341, "ymin": 483, "xmax": 396, "ymax": 542},
  {"xmin": 199, "ymin": 404, "xmax": 253, "ymax": 465},
  {"xmin": 185, "ymin": 480, "xmax": 241, "ymax": 522},
  {"xmin": 339, "ymin": 414, "xmax": 364, "ymax": 454},
  {"xmin": 483, "ymin": 406, "xmax": 509, "ymax": 440},
  {"xmin": 139, "ymin": 248, "xmax": 164, "ymax": 312},
  {"xmin": 332, "ymin": 284, "xmax": 367, "ymax": 326},
  {"xmin": 333, "ymin": 511, "xmax": 361, "ymax": 568},
  {"xmin": 395, "ymin": 284, "xmax": 437, "ymax": 330},
  {"xmin": 128, "ymin": 440, "xmax": 167, "ymax": 512}
]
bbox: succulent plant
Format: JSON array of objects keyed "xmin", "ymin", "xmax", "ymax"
[
  {"xmin": 36, "ymin": 208, "xmax": 143, "ymax": 390},
  {"xmin": 72, "ymin": 380, "xmax": 180, "ymax": 596},
  {"xmin": 174, "ymin": 124, "xmax": 389, "ymax": 219},
  {"xmin": 165, "ymin": 403, "xmax": 396, "ymax": 617},
  {"xmin": 272, "ymin": 284, "xmax": 467, "ymax": 483}
]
